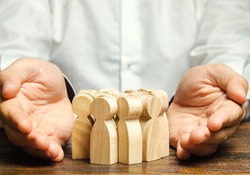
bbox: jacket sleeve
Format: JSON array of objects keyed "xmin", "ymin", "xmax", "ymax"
[
  {"xmin": 0, "ymin": 0, "xmax": 52, "ymax": 70},
  {"xmin": 189, "ymin": 0, "xmax": 250, "ymax": 76}
]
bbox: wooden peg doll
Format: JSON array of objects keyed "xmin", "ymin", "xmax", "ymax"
[
  {"xmin": 130, "ymin": 91, "xmax": 162, "ymax": 162},
  {"xmin": 154, "ymin": 90, "xmax": 170, "ymax": 157},
  {"xmin": 72, "ymin": 92, "xmax": 95, "ymax": 159},
  {"xmin": 90, "ymin": 95, "xmax": 118, "ymax": 165},
  {"xmin": 117, "ymin": 94, "xmax": 143, "ymax": 164}
]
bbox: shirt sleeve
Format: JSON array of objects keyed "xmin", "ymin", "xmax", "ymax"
[
  {"xmin": 189, "ymin": 0, "xmax": 250, "ymax": 76},
  {"xmin": 0, "ymin": 0, "xmax": 52, "ymax": 70},
  {"xmin": 244, "ymin": 61, "xmax": 250, "ymax": 120}
]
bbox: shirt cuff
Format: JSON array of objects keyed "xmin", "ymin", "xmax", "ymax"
[
  {"xmin": 244, "ymin": 99, "xmax": 250, "ymax": 122},
  {"xmin": 63, "ymin": 75, "xmax": 76, "ymax": 102}
]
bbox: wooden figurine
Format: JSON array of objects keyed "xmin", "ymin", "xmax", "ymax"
[
  {"xmin": 154, "ymin": 90, "xmax": 169, "ymax": 157},
  {"xmin": 90, "ymin": 94, "xmax": 118, "ymax": 165},
  {"xmin": 117, "ymin": 94, "xmax": 143, "ymax": 164},
  {"xmin": 98, "ymin": 88, "xmax": 122, "ymax": 125},
  {"xmin": 139, "ymin": 89, "xmax": 170, "ymax": 157},
  {"xmin": 133, "ymin": 91, "xmax": 162, "ymax": 162},
  {"xmin": 79, "ymin": 89, "xmax": 98, "ymax": 97},
  {"xmin": 99, "ymin": 88, "xmax": 120, "ymax": 97},
  {"xmin": 71, "ymin": 91, "xmax": 95, "ymax": 159},
  {"xmin": 71, "ymin": 88, "xmax": 170, "ymax": 164}
]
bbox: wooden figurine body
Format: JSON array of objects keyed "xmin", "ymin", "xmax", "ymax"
[
  {"xmin": 90, "ymin": 95, "xmax": 118, "ymax": 165},
  {"xmin": 135, "ymin": 92, "xmax": 162, "ymax": 162},
  {"xmin": 71, "ymin": 92, "xmax": 95, "ymax": 159},
  {"xmin": 117, "ymin": 94, "xmax": 143, "ymax": 164},
  {"xmin": 155, "ymin": 90, "xmax": 169, "ymax": 157}
]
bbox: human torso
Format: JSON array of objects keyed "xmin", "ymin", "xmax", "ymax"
[{"xmin": 50, "ymin": 0, "xmax": 202, "ymax": 96}]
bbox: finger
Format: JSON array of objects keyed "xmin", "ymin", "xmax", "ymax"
[
  {"xmin": 0, "ymin": 58, "xmax": 54, "ymax": 99},
  {"xmin": 184, "ymin": 144, "xmax": 218, "ymax": 157},
  {"xmin": 180, "ymin": 133, "xmax": 218, "ymax": 157},
  {"xmin": 23, "ymin": 147, "xmax": 52, "ymax": 160},
  {"xmin": 176, "ymin": 139, "xmax": 190, "ymax": 160},
  {"xmin": 0, "ymin": 99, "xmax": 32, "ymax": 133},
  {"xmin": 23, "ymin": 141, "xmax": 64, "ymax": 162},
  {"xmin": 47, "ymin": 141, "xmax": 64, "ymax": 162},
  {"xmin": 203, "ymin": 124, "xmax": 239, "ymax": 144},
  {"xmin": 4, "ymin": 125, "xmax": 49, "ymax": 150},
  {"xmin": 210, "ymin": 64, "xmax": 248, "ymax": 105},
  {"xmin": 208, "ymin": 100, "xmax": 244, "ymax": 131},
  {"xmin": 227, "ymin": 74, "xmax": 248, "ymax": 105},
  {"xmin": 0, "ymin": 59, "xmax": 26, "ymax": 99},
  {"xmin": 0, "ymin": 75, "xmax": 21, "ymax": 99},
  {"xmin": 189, "ymin": 125, "xmax": 211, "ymax": 144}
]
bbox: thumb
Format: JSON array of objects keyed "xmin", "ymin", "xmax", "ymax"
[
  {"xmin": 211, "ymin": 64, "xmax": 248, "ymax": 105},
  {"xmin": 227, "ymin": 75, "xmax": 248, "ymax": 105},
  {"xmin": 0, "ymin": 58, "xmax": 45, "ymax": 99},
  {"xmin": 0, "ymin": 68, "xmax": 22, "ymax": 99}
]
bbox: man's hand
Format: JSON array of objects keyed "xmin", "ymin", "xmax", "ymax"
[
  {"xmin": 0, "ymin": 58, "xmax": 74, "ymax": 162},
  {"xmin": 167, "ymin": 64, "xmax": 248, "ymax": 160}
]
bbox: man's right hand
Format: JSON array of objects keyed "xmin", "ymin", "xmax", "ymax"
[{"xmin": 0, "ymin": 58, "xmax": 74, "ymax": 162}]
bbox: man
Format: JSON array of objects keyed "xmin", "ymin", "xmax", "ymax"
[{"xmin": 0, "ymin": 0, "xmax": 249, "ymax": 162}]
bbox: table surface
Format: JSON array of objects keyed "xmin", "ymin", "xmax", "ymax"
[{"xmin": 0, "ymin": 121, "xmax": 250, "ymax": 175}]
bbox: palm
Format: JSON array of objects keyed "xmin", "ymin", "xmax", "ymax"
[
  {"xmin": 167, "ymin": 64, "xmax": 247, "ymax": 159},
  {"xmin": 15, "ymin": 77, "xmax": 72, "ymax": 140},
  {"xmin": 0, "ymin": 58, "xmax": 74, "ymax": 161}
]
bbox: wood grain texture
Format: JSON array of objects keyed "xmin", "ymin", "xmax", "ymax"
[
  {"xmin": 154, "ymin": 90, "xmax": 169, "ymax": 157},
  {"xmin": 0, "ymin": 122, "xmax": 250, "ymax": 175},
  {"xmin": 137, "ymin": 92, "xmax": 163, "ymax": 161},
  {"xmin": 0, "ymin": 121, "xmax": 250, "ymax": 174},
  {"xmin": 117, "ymin": 95, "xmax": 143, "ymax": 164},
  {"xmin": 90, "ymin": 95, "xmax": 118, "ymax": 165},
  {"xmin": 71, "ymin": 92, "xmax": 94, "ymax": 159},
  {"xmin": 125, "ymin": 90, "xmax": 168, "ymax": 162}
]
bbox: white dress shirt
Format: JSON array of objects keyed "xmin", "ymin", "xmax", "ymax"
[{"xmin": 0, "ymin": 0, "xmax": 249, "ymax": 120}]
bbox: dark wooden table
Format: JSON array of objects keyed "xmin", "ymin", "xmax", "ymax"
[{"xmin": 1, "ymin": 121, "xmax": 250, "ymax": 175}]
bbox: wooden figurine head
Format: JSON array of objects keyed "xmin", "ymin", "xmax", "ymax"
[
  {"xmin": 72, "ymin": 93, "xmax": 94, "ymax": 117},
  {"xmin": 117, "ymin": 94, "xmax": 143, "ymax": 120},
  {"xmin": 90, "ymin": 95, "xmax": 118, "ymax": 120},
  {"xmin": 154, "ymin": 90, "xmax": 169, "ymax": 115}
]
